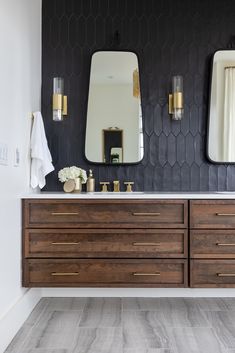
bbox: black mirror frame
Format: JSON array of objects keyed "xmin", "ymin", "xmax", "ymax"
[
  {"xmin": 84, "ymin": 49, "xmax": 145, "ymax": 166},
  {"xmin": 206, "ymin": 48, "xmax": 235, "ymax": 165}
]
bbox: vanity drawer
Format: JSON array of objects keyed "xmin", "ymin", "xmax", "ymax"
[
  {"xmin": 24, "ymin": 229, "xmax": 188, "ymax": 258},
  {"xmin": 190, "ymin": 200, "xmax": 235, "ymax": 229},
  {"xmin": 23, "ymin": 199, "xmax": 188, "ymax": 229},
  {"xmin": 191, "ymin": 260, "xmax": 235, "ymax": 287},
  {"xmin": 191, "ymin": 230, "xmax": 235, "ymax": 258},
  {"xmin": 24, "ymin": 259, "xmax": 188, "ymax": 287}
]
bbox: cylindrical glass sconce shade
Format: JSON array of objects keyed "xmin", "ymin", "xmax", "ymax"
[
  {"xmin": 172, "ymin": 75, "xmax": 183, "ymax": 120},
  {"xmin": 53, "ymin": 77, "xmax": 64, "ymax": 121}
]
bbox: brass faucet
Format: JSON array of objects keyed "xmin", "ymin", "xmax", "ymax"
[
  {"xmin": 100, "ymin": 182, "xmax": 110, "ymax": 192},
  {"xmin": 113, "ymin": 180, "xmax": 120, "ymax": 192},
  {"xmin": 124, "ymin": 182, "xmax": 134, "ymax": 192}
]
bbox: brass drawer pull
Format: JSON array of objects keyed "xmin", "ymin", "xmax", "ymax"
[
  {"xmin": 216, "ymin": 243, "xmax": 235, "ymax": 246},
  {"xmin": 133, "ymin": 242, "xmax": 161, "ymax": 246},
  {"xmin": 216, "ymin": 213, "xmax": 235, "ymax": 216},
  {"xmin": 51, "ymin": 272, "xmax": 79, "ymax": 276},
  {"xmin": 133, "ymin": 272, "xmax": 161, "ymax": 276},
  {"xmin": 51, "ymin": 242, "xmax": 80, "ymax": 245},
  {"xmin": 217, "ymin": 273, "xmax": 235, "ymax": 277},
  {"xmin": 132, "ymin": 212, "xmax": 160, "ymax": 216},
  {"xmin": 51, "ymin": 212, "xmax": 79, "ymax": 216}
]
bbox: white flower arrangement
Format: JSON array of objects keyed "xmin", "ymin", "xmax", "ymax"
[{"xmin": 58, "ymin": 166, "xmax": 87, "ymax": 184}]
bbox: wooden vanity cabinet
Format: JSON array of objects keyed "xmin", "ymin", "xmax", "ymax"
[
  {"xmin": 22, "ymin": 199, "xmax": 188, "ymax": 287},
  {"xmin": 190, "ymin": 200, "xmax": 235, "ymax": 287},
  {"xmin": 24, "ymin": 259, "xmax": 187, "ymax": 287},
  {"xmin": 24, "ymin": 199, "xmax": 187, "ymax": 229}
]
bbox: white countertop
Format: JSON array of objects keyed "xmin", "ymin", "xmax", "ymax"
[{"xmin": 22, "ymin": 191, "xmax": 235, "ymax": 199}]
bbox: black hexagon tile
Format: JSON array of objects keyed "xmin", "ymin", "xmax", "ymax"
[{"xmin": 42, "ymin": 0, "xmax": 235, "ymax": 192}]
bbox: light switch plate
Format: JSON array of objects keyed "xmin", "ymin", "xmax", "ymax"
[
  {"xmin": 14, "ymin": 147, "xmax": 20, "ymax": 167},
  {"xmin": 0, "ymin": 143, "xmax": 8, "ymax": 166}
]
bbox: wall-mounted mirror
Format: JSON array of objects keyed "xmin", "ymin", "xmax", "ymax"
[
  {"xmin": 85, "ymin": 51, "xmax": 144, "ymax": 164},
  {"xmin": 208, "ymin": 50, "xmax": 235, "ymax": 163}
]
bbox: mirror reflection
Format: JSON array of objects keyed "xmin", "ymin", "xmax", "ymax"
[
  {"xmin": 85, "ymin": 51, "xmax": 144, "ymax": 164},
  {"xmin": 208, "ymin": 50, "xmax": 235, "ymax": 162}
]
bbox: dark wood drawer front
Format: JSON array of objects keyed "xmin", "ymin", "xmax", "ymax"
[
  {"xmin": 24, "ymin": 259, "xmax": 187, "ymax": 287},
  {"xmin": 191, "ymin": 230, "xmax": 235, "ymax": 259},
  {"xmin": 25, "ymin": 229, "xmax": 188, "ymax": 258},
  {"xmin": 191, "ymin": 260, "xmax": 235, "ymax": 287},
  {"xmin": 23, "ymin": 199, "xmax": 188, "ymax": 228},
  {"xmin": 190, "ymin": 200, "xmax": 235, "ymax": 229}
]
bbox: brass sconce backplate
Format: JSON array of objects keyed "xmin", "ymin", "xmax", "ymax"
[
  {"xmin": 53, "ymin": 94, "xmax": 68, "ymax": 116},
  {"xmin": 168, "ymin": 92, "xmax": 183, "ymax": 114},
  {"xmin": 168, "ymin": 94, "xmax": 173, "ymax": 114}
]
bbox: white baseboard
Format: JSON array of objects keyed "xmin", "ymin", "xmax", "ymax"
[
  {"xmin": 41, "ymin": 287, "xmax": 235, "ymax": 298},
  {"xmin": 0, "ymin": 288, "xmax": 41, "ymax": 353}
]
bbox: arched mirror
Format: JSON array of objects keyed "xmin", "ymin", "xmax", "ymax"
[
  {"xmin": 85, "ymin": 51, "xmax": 144, "ymax": 164},
  {"xmin": 208, "ymin": 50, "xmax": 235, "ymax": 163}
]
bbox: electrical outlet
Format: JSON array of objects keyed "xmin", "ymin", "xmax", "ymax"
[{"xmin": 0, "ymin": 142, "xmax": 8, "ymax": 166}]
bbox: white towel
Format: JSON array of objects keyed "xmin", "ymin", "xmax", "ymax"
[{"xmin": 30, "ymin": 111, "xmax": 54, "ymax": 189}]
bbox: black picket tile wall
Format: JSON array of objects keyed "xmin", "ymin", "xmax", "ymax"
[{"xmin": 42, "ymin": 0, "xmax": 235, "ymax": 191}]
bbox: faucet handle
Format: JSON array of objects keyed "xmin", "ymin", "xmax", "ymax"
[
  {"xmin": 100, "ymin": 182, "xmax": 110, "ymax": 192},
  {"xmin": 113, "ymin": 180, "xmax": 120, "ymax": 192},
  {"xmin": 124, "ymin": 181, "xmax": 134, "ymax": 192}
]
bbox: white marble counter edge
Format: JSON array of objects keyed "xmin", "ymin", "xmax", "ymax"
[{"xmin": 21, "ymin": 191, "xmax": 235, "ymax": 199}]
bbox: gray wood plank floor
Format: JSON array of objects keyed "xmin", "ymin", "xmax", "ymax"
[{"xmin": 5, "ymin": 297, "xmax": 235, "ymax": 353}]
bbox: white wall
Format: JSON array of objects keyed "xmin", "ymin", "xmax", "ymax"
[{"xmin": 0, "ymin": 0, "xmax": 41, "ymax": 329}]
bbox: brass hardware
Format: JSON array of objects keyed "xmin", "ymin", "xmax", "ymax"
[
  {"xmin": 133, "ymin": 272, "xmax": 161, "ymax": 276},
  {"xmin": 100, "ymin": 182, "xmax": 110, "ymax": 192},
  {"xmin": 217, "ymin": 273, "xmax": 235, "ymax": 277},
  {"xmin": 113, "ymin": 180, "xmax": 120, "ymax": 192},
  {"xmin": 51, "ymin": 242, "xmax": 80, "ymax": 245},
  {"xmin": 53, "ymin": 94, "xmax": 63, "ymax": 110},
  {"xmin": 52, "ymin": 77, "xmax": 68, "ymax": 121},
  {"xmin": 173, "ymin": 92, "xmax": 183, "ymax": 109},
  {"xmin": 132, "ymin": 212, "xmax": 160, "ymax": 216},
  {"xmin": 168, "ymin": 94, "xmax": 173, "ymax": 114},
  {"xmin": 124, "ymin": 181, "xmax": 134, "ymax": 192},
  {"xmin": 133, "ymin": 242, "xmax": 161, "ymax": 246},
  {"xmin": 216, "ymin": 243, "xmax": 235, "ymax": 246},
  {"xmin": 169, "ymin": 76, "xmax": 183, "ymax": 120},
  {"xmin": 51, "ymin": 272, "xmax": 79, "ymax": 276},
  {"xmin": 133, "ymin": 68, "xmax": 140, "ymax": 98},
  {"xmin": 51, "ymin": 212, "xmax": 79, "ymax": 216},
  {"xmin": 169, "ymin": 92, "xmax": 183, "ymax": 114},
  {"xmin": 216, "ymin": 213, "xmax": 235, "ymax": 216},
  {"xmin": 87, "ymin": 169, "xmax": 95, "ymax": 192},
  {"xmin": 52, "ymin": 94, "xmax": 68, "ymax": 116},
  {"xmin": 63, "ymin": 95, "xmax": 68, "ymax": 115}
]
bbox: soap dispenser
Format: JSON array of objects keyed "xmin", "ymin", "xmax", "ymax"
[{"xmin": 86, "ymin": 169, "xmax": 95, "ymax": 192}]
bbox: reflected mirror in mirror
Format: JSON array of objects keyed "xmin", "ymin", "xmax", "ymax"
[
  {"xmin": 85, "ymin": 51, "xmax": 144, "ymax": 164},
  {"xmin": 208, "ymin": 50, "xmax": 235, "ymax": 162}
]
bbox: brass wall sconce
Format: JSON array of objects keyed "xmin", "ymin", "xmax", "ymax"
[
  {"xmin": 52, "ymin": 77, "xmax": 68, "ymax": 121},
  {"xmin": 168, "ymin": 75, "xmax": 184, "ymax": 120}
]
